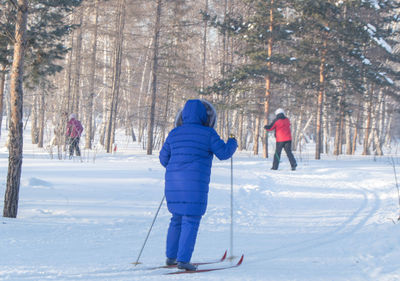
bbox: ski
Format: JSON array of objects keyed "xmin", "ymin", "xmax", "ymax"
[
  {"xmin": 165, "ymin": 254, "xmax": 244, "ymax": 275},
  {"xmin": 134, "ymin": 250, "xmax": 227, "ymax": 270}
]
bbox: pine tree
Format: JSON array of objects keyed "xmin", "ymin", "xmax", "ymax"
[
  {"xmin": 0, "ymin": 1, "xmax": 14, "ymax": 137},
  {"xmin": 3, "ymin": 0, "xmax": 82, "ymax": 218},
  {"xmin": 205, "ymin": 0, "xmax": 296, "ymax": 156},
  {"xmin": 3, "ymin": 0, "xmax": 29, "ymax": 218},
  {"xmin": 293, "ymin": 0, "xmax": 400, "ymax": 158}
]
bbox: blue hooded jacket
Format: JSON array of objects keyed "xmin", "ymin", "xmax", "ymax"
[{"xmin": 159, "ymin": 100, "xmax": 237, "ymax": 216}]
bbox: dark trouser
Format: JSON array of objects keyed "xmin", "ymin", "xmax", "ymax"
[
  {"xmin": 272, "ymin": 140, "xmax": 297, "ymax": 169},
  {"xmin": 69, "ymin": 137, "xmax": 81, "ymax": 157},
  {"xmin": 166, "ymin": 214, "xmax": 201, "ymax": 263}
]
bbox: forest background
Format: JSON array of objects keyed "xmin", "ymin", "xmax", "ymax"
[{"xmin": 1, "ymin": 0, "xmax": 400, "ymax": 218}]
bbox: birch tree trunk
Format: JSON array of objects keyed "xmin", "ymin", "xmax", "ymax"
[
  {"xmin": 338, "ymin": 106, "xmax": 344, "ymax": 155},
  {"xmin": 124, "ymin": 60, "xmax": 134, "ymax": 139},
  {"xmin": 384, "ymin": 114, "xmax": 392, "ymax": 146},
  {"xmin": 37, "ymin": 90, "xmax": 45, "ymax": 148},
  {"xmin": 106, "ymin": 0, "xmax": 126, "ymax": 153},
  {"xmin": 31, "ymin": 94, "xmax": 38, "ymax": 144},
  {"xmin": 378, "ymin": 90, "xmax": 385, "ymax": 145},
  {"xmin": 85, "ymin": 0, "xmax": 99, "ymax": 149},
  {"xmin": 60, "ymin": 37, "xmax": 73, "ymax": 151},
  {"xmin": 146, "ymin": 0, "xmax": 162, "ymax": 155},
  {"xmin": 72, "ymin": 12, "xmax": 83, "ymax": 115},
  {"xmin": 99, "ymin": 36, "xmax": 110, "ymax": 146},
  {"xmin": 253, "ymin": 114, "xmax": 260, "ymax": 155},
  {"xmin": 351, "ymin": 104, "xmax": 362, "ymax": 155},
  {"xmin": 215, "ymin": 0, "xmax": 228, "ymax": 140},
  {"xmin": 64, "ymin": 32, "xmax": 74, "ymax": 123},
  {"xmin": 140, "ymin": 67, "xmax": 153, "ymax": 145},
  {"xmin": 201, "ymin": 0, "xmax": 209, "ymax": 92},
  {"xmin": 238, "ymin": 111, "xmax": 244, "ymax": 150},
  {"xmin": 345, "ymin": 112, "xmax": 352, "ymax": 155},
  {"xmin": 3, "ymin": 0, "xmax": 28, "ymax": 218},
  {"xmin": 371, "ymin": 95, "xmax": 383, "ymax": 155},
  {"xmin": 160, "ymin": 80, "xmax": 170, "ymax": 145},
  {"xmin": 362, "ymin": 92, "xmax": 372, "ymax": 155},
  {"xmin": 137, "ymin": 38, "xmax": 153, "ymax": 143},
  {"xmin": 293, "ymin": 105, "xmax": 303, "ymax": 151}
]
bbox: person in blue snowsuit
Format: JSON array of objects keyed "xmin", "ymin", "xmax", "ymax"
[{"xmin": 159, "ymin": 99, "xmax": 237, "ymax": 271}]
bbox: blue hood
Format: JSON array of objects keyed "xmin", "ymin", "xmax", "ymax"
[{"xmin": 182, "ymin": 100, "xmax": 207, "ymax": 125}]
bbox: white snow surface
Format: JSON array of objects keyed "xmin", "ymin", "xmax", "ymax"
[{"xmin": 1, "ymin": 132, "xmax": 400, "ymax": 281}]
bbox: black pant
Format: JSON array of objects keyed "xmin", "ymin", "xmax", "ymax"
[
  {"xmin": 69, "ymin": 137, "xmax": 81, "ymax": 157},
  {"xmin": 272, "ymin": 141, "xmax": 297, "ymax": 169}
]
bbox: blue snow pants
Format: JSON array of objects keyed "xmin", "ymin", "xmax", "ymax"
[{"xmin": 166, "ymin": 214, "xmax": 202, "ymax": 262}]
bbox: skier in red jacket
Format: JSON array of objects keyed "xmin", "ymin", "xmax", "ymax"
[
  {"xmin": 66, "ymin": 113, "xmax": 83, "ymax": 158},
  {"xmin": 264, "ymin": 108, "xmax": 297, "ymax": 170}
]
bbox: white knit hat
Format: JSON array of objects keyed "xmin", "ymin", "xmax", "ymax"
[
  {"xmin": 69, "ymin": 113, "xmax": 77, "ymax": 120},
  {"xmin": 275, "ymin": 108, "xmax": 285, "ymax": 116}
]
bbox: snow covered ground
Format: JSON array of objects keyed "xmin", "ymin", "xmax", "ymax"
[{"xmin": 1, "ymin": 131, "xmax": 400, "ymax": 281}]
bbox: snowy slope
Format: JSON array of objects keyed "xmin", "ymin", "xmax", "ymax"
[{"xmin": 1, "ymin": 133, "xmax": 400, "ymax": 281}]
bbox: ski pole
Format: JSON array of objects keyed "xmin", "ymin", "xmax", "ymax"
[
  {"xmin": 228, "ymin": 155, "xmax": 236, "ymax": 261},
  {"xmin": 133, "ymin": 195, "xmax": 165, "ymax": 265},
  {"xmin": 390, "ymin": 157, "xmax": 400, "ymax": 221}
]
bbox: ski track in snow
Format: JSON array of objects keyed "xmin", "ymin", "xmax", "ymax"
[{"xmin": 1, "ymin": 140, "xmax": 400, "ymax": 280}]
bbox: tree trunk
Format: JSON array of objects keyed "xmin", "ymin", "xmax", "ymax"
[
  {"xmin": 99, "ymin": 35, "xmax": 110, "ymax": 146},
  {"xmin": 238, "ymin": 111, "xmax": 244, "ymax": 150},
  {"xmin": 362, "ymin": 92, "xmax": 372, "ymax": 155},
  {"xmin": 371, "ymin": 93, "xmax": 383, "ymax": 155},
  {"xmin": 224, "ymin": 102, "xmax": 230, "ymax": 139},
  {"xmin": 37, "ymin": 90, "xmax": 45, "ymax": 148},
  {"xmin": 161, "ymin": 80, "xmax": 171, "ymax": 145},
  {"xmin": 351, "ymin": 101, "xmax": 362, "ymax": 154},
  {"xmin": 140, "ymin": 67, "xmax": 153, "ymax": 145},
  {"xmin": 333, "ymin": 115, "xmax": 340, "ymax": 156},
  {"xmin": 3, "ymin": 0, "xmax": 28, "ymax": 218},
  {"xmin": 315, "ymin": 91, "xmax": 323, "ymax": 159},
  {"xmin": 352, "ymin": 123, "xmax": 358, "ymax": 155},
  {"xmin": 338, "ymin": 106, "xmax": 344, "ymax": 155},
  {"xmin": 85, "ymin": 0, "xmax": 99, "ymax": 149},
  {"xmin": 384, "ymin": 114, "xmax": 392, "ymax": 146},
  {"xmin": 378, "ymin": 90, "xmax": 386, "ymax": 145},
  {"xmin": 31, "ymin": 95, "xmax": 38, "ymax": 144},
  {"xmin": 106, "ymin": 0, "xmax": 126, "ymax": 153},
  {"xmin": 345, "ymin": 112, "xmax": 352, "ymax": 155},
  {"xmin": 146, "ymin": 0, "xmax": 162, "ymax": 155},
  {"xmin": 315, "ymin": 40, "xmax": 326, "ymax": 160},
  {"xmin": 72, "ymin": 12, "xmax": 83, "ymax": 115},
  {"xmin": 253, "ymin": 114, "xmax": 260, "ymax": 155},
  {"xmin": 136, "ymin": 38, "xmax": 153, "ymax": 144},
  {"xmin": 64, "ymin": 15, "xmax": 74, "ymax": 117},
  {"xmin": 263, "ymin": 0, "xmax": 274, "ymax": 159},
  {"xmin": 201, "ymin": 0, "xmax": 209, "ymax": 92},
  {"xmin": 221, "ymin": 0, "xmax": 228, "ymax": 78},
  {"xmin": 333, "ymin": 96, "xmax": 344, "ymax": 156},
  {"xmin": 0, "ymin": 64, "xmax": 6, "ymax": 138},
  {"xmin": 293, "ymin": 105, "xmax": 303, "ymax": 151},
  {"xmin": 124, "ymin": 60, "xmax": 133, "ymax": 138},
  {"xmin": 322, "ymin": 96, "xmax": 329, "ymax": 154}
]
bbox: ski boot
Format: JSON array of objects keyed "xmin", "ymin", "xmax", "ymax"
[
  {"xmin": 166, "ymin": 258, "xmax": 177, "ymax": 266},
  {"xmin": 177, "ymin": 261, "xmax": 198, "ymax": 271}
]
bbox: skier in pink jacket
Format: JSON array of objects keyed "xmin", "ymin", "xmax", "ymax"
[{"xmin": 66, "ymin": 113, "xmax": 83, "ymax": 158}]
